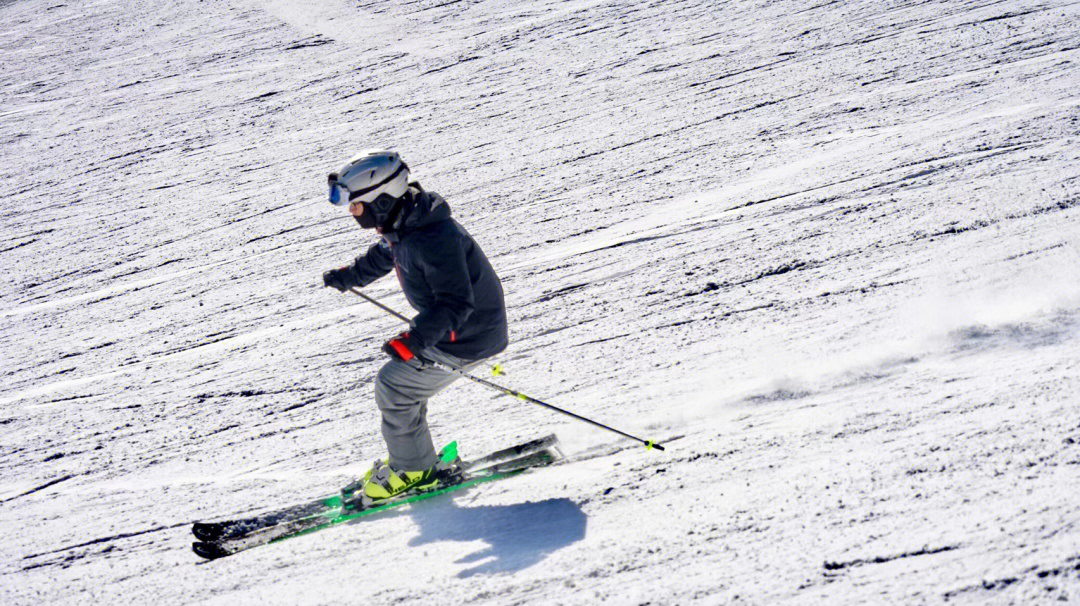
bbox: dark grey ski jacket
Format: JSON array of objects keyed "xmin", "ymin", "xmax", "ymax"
[{"xmin": 345, "ymin": 187, "xmax": 508, "ymax": 361}]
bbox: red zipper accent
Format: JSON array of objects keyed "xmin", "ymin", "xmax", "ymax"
[{"xmin": 388, "ymin": 339, "xmax": 414, "ymax": 361}]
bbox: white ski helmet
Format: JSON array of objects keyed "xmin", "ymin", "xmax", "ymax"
[{"xmin": 328, "ymin": 150, "xmax": 409, "ymax": 207}]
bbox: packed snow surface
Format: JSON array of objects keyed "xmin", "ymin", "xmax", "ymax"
[{"xmin": 3, "ymin": 0, "xmax": 1080, "ymax": 603}]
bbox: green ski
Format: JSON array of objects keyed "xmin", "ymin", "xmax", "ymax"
[{"xmin": 192, "ymin": 437, "xmax": 561, "ymax": 560}]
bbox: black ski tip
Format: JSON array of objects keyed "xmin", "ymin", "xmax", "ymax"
[
  {"xmin": 192, "ymin": 541, "xmax": 230, "ymax": 560},
  {"xmin": 192, "ymin": 522, "xmax": 226, "ymax": 542}
]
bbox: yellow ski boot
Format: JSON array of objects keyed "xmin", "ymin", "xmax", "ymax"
[{"xmin": 361, "ymin": 458, "xmax": 440, "ymax": 502}]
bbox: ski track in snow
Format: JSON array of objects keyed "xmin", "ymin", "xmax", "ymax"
[{"xmin": 2, "ymin": 0, "xmax": 1080, "ymax": 604}]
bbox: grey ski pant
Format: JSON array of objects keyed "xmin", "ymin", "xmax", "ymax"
[{"xmin": 374, "ymin": 347, "xmax": 483, "ymax": 471}]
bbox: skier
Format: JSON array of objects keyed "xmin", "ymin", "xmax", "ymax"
[{"xmin": 322, "ymin": 150, "xmax": 508, "ymax": 503}]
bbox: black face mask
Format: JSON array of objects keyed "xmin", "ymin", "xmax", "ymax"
[
  {"xmin": 355, "ymin": 193, "xmax": 409, "ymax": 232},
  {"xmin": 354, "ymin": 202, "xmax": 379, "ymax": 229}
]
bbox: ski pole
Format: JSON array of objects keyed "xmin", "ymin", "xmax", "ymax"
[{"xmin": 348, "ymin": 287, "xmax": 665, "ymax": 451}]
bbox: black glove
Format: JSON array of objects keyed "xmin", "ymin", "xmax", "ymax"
[
  {"xmin": 322, "ymin": 266, "xmax": 356, "ymax": 292},
  {"xmin": 383, "ymin": 331, "xmax": 426, "ymax": 368}
]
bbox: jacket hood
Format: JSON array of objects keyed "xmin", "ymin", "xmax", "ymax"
[{"xmin": 384, "ymin": 186, "xmax": 450, "ymax": 241}]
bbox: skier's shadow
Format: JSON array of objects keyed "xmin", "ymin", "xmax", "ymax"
[{"xmin": 406, "ymin": 494, "xmax": 587, "ymax": 577}]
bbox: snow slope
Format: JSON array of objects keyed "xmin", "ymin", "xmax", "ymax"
[{"xmin": 2, "ymin": 0, "xmax": 1079, "ymax": 603}]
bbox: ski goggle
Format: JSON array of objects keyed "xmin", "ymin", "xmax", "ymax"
[{"xmin": 328, "ymin": 181, "xmax": 352, "ymax": 207}]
